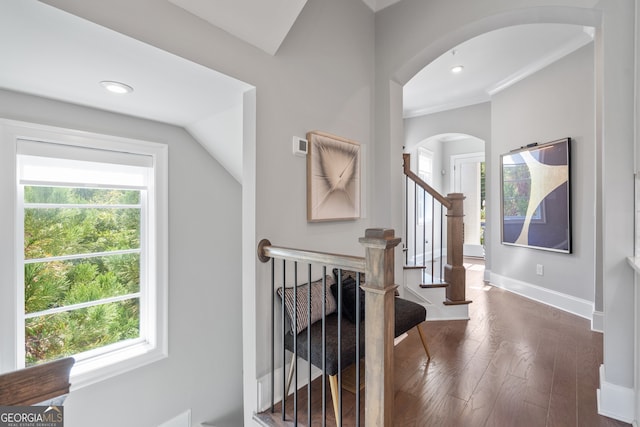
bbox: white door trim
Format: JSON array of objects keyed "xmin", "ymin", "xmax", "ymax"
[{"xmin": 451, "ymin": 152, "xmax": 485, "ymax": 258}]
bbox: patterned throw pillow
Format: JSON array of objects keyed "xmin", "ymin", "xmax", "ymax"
[{"xmin": 276, "ymin": 275, "xmax": 337, "ymax": 335}]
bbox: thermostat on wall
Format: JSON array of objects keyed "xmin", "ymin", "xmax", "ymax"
[{"xmin": 293, "ymin": 136, "xmax": 308, "ymax": 157}]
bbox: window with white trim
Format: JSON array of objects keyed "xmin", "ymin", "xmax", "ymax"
[
  {"xmin": 0, "ymin": 120, "xmax": 168, "ymax": 389},
  {"xmin": 417, "ymin": 147, "xmax": 434, "ymax": 224},
  {"xmin": 417, "ymin": 147, "xmax": 433, "ymax": 185}
]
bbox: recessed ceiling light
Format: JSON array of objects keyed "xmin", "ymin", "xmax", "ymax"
[
  {"xmin": 451, "ymin": 65, "xmax": 464, "ymax": 74},
  {"xmin": 100, "ymin": 81, "xmax": 134, "ymax": 94}
]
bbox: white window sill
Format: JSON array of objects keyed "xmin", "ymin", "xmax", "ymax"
[{"xmin": 70, "ymin": 340, "xmax": 167, "ymax": 391}]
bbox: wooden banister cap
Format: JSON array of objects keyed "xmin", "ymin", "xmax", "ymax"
[
  {"xmin": 364, "ymin": 228, "xmax": 395, "ymax": 239},
  {"xmin": 359, "ymin": 228, "xmax": 401, "ymax": 248},
  {"xmin": 446, "ymin": 193, "xmax": 465, "ymax": 200}
]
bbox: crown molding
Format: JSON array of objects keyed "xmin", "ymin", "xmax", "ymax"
[
  {"xmin": 403, "ymin": 95, "xmax": 490, "ymax": 119},
  {"xmin": 486, "ymin": 30, "xmax": 593, "ymax": 96}
]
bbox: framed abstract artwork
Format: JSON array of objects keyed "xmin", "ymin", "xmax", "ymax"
[
  {"xmin": 306, "ymin": 131, "xmax": 360, "ymax": 222},
  {"xmin": 500, "ymin": 138, "xmax": 571, "ymax": 253}
]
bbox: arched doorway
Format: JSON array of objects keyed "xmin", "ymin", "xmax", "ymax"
[
  {"xmin": 376, "ymin": 2, "xmax": 635, "ymax": 422},
  {"xmin": 405, "ymin": 133, "xmax": 486, "ymax": 258}
]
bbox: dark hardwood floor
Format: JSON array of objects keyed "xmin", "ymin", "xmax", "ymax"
[{"xmin": 270, "ymin": 259, "xmax": 630, "ymax": 427}]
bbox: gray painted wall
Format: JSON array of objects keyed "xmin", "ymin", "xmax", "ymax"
[
  {"xmin": 404, "ymin": 103, "xmax": 491, "ymax": 151},
  {"xmin": 0, "ymin": 89, "xmax": 243, "ymax": 426},
  {"xmin": 404, "ymin": 103, "xmax": 490, "ymax": 265},
  {"xmin": 37, "ymin": 0, "xmax": 376, "ymax": 424},
  {"xmin": 490, "ymin": 44, "xmax": 595, "ymax": 302}
]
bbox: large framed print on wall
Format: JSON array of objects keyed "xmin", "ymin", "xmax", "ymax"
[
  {"xmin": 500, "ymin": 138, "xmax": 571, "ymax": 253},
  {"xmin": 306, "ymin": 131, "xmax": 360, "ymax": 222}
]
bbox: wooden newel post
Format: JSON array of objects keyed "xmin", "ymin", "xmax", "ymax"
[
  {"xmin": 359, "ymin": 228, "xmax": 401, "ymax": 427},
  {"xmin": 444, "ymin": 193, "xmax": 467, "ymax": 302}
]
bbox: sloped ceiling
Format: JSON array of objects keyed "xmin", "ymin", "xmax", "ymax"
[
  {"xmin": 167, "ymin": 0, "xmax": 308, "ymax": 55},
  {"xmin": 0, "ymin": 1, "xmax": 252, "ymax": 183},
  {"xmin": 165, "ymin": 0, "xmax": 400, "ymax": 55},
  {"xmin": 0, "ymin": 1, "xmax": 251, "ymax": 125},
  {"xmin": 361, "ymin": 0, "xmax": 403, "ymax": 12}
]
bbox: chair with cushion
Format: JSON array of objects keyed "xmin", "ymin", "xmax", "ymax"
[{"xmin": 277, "ymin": 271, "xmax": 430, "ymax": 421}]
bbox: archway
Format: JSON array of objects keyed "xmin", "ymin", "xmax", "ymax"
[
  {"xmin": 405, "ymin": 133, "xmax": 485, "ymax": 258},
  {"xmin": 376, "ymin": 2, "xmax": 635, "ymax": 422}
]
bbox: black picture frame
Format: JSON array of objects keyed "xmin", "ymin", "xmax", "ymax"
[{"xmin": 500, "ymin": 138, "xmax": 571, "ymax": 253}]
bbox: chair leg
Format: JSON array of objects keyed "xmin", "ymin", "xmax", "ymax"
[
  {"xmin": 417, "ymin": 323, "xmax": 431, "ymax": 360},
  {"xmin": 285, "ymin": 353, "xmax": 296, "ymax": 396},
  {"xmin": 328, "ymin": 375, "xmax": 341, "ymax": 424}
]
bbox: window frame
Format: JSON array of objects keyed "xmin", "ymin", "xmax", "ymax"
[
  {"xmin": 0, "ymin": 119, "xmax": 168, "ymax": 391},
  {"xmin": 416, "ymin": 147, "xmax": 434, "ymax": 225}
]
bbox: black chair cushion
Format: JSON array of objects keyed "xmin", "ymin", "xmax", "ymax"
[
  {"xmin": 284, "ymin": 297, "xmax": 426, "ymax": 376},
  {"xmin": 330, "ymin": 276, "xmax": 365, "ymax": 323}
]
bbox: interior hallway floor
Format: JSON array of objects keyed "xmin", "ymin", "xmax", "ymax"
[{"xmin": 272, "ymin": 258, "xmax": 630, "ymax": 426}]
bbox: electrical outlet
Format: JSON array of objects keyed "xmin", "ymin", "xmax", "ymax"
[{"xmin": 536, "ymin": 264, "xmax": 544, "ymax": 276}]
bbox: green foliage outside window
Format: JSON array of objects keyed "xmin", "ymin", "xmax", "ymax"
[
  {"xmin": 24, "ymin": 187, "xmax": 142, "ymax": 366},
  {"xmin": 502, "ymin": 164, "xmax": 532, "ymax": 218}
]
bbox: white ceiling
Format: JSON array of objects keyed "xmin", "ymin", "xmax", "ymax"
[
  {"xmin": 0, "ymin": 0, "xmax": 252, "ymax": 182},
  {"xmin": 403, "ymin": 23, "xmax": 594, "ymax": 118},
  {"xmin": 0, "ymin": 1, "xmax": 594, "ymax": 184},
  {"xmin": 0, "ymin": 1, "xmax": 251, "ymax": 127}
]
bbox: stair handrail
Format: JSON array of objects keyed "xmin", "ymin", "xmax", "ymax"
[
  {"xmin": 403, "ymin": 153, "xmax": 469, "ymax": 304},
  {"xmin": 257, "ymin": 228, "xmax": 400, "ymax": 426},
  {"xmin": 257, "ymin": 240, "xmax": 365, "ymax": 272},
  {"xmin": 0, "ymin": 356, "xmax": 74, "ymax": 406},
  {"xmin": 403, "ymin": 153, "xmax": 451, "ymax": 209}
]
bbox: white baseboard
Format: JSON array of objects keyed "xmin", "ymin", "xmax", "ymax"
[
  {"xmin": 159, "ymin": 410, "xmax": 191, "ymax": 427},
  {"xmin": 489, "ymin": 273, "xmax": 594, "ymax": 319},
  {"xmin": 591, "ymin": 310, "xmax": 604, "ymax": 333},
  {"xmin": 257, "ymin": 358, "xmax": 322, "ymax": 413},
  {"xmin": 483, "ymin": 268, "xmax": 491, "ymax": 282},
  {"xmin": 597, "ymin": 364, "xmax": 635, "ymax": 423}
]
